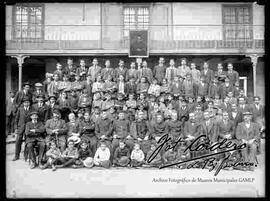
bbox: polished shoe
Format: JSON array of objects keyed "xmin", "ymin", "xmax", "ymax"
[{"xmin": 12, "ymin": 157, "xmax": 19, "ymax": 161}]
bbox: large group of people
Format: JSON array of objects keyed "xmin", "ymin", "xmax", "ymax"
[{"xmin": 6, "ymin": 57, "xmax": 265, "ymax": 171}]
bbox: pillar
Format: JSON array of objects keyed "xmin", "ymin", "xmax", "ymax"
[
  {"xmin": 11, "ymin": 55, "xmax": 29, "ymax": 91},
  {"xmin": 246, "ymin": 54, "xmax": 259, "ymax": 96}
]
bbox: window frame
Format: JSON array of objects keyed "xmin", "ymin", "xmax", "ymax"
[
  {"xmin": 222, "ymin": 4, "xmax": 253, "ymax": 41},
  {"xmin": 12, "ymin": 3, "xmax": 45, "ymax": 41},
  {"xmin": 122, "ymin": 4, "xmax": 150, "ymax": 38}
]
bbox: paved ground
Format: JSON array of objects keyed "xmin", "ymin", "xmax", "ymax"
[{"xmin": 6, "ymin": 142, "xmax": 265, "ymax": 198}]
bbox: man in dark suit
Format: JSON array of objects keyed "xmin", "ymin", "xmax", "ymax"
[
  {"xmin": 13, "ymin": 97, "xmax": 34, "ymax": 161},
  {"xmin": 32, "ymin": 95, "xmax": 48, "ymax": 123},
  {"xmin": 235, "ymin": 112, "xmax": 260, "ymax": 171},
  {"xmin": 32, "ymin": 83, "xmax": 45, "ymax": 104},
  {"xmin": 6, "ymin": 91, "xmax": 16, "ymax": 137},
  {"xmin": 228, "ymin": 103, "xmax": 243, "ymax": 132},
  {"xmin": 24, "ymin": 111, "xmax": 46, "ymax": 169},
  {"xmin": 45, "ymin": 95, "xmax": 59, "ymax": 122},
  {"xmin": 13, "ymin": 82, "xmax": 32, "ymax": 114},
  {"xmin": 200, "ymin": 62, "xmax": 214, "ymax": 85}
]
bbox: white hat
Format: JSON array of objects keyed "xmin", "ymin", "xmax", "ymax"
[
  {"xmin": 67, "ymin": 136, "xmax": 81, "ymax": 144},
  {"xmin": 83, "ymin": 157, "xmax": 94, "ymax": 168}
]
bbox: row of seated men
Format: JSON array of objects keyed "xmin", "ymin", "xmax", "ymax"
[{"xmin": 11, "ymin": 94, "xmax": 263, "ymax": 171}]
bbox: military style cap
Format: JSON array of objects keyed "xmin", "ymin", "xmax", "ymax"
[
  {"xmin": 23, "ymin": 81, "xmax": 31, "ymax": 87},
  {"xmin": 22, "ymin": 96, "xmax": 31, "ymax": 102},
  {"xmin": 35, "ymin": 83, "xmax": 43, "ymax": 88},
  {"xmin": 30, "ymin": 111, "xmax": 39, "ymax": 116},
  {"xmin": 37, "ymin": 94, "xmax": 45, "ymax": 100},
  {"xmin": 48, "ymin": 94, "xmax": 57, "ymax": 100}
]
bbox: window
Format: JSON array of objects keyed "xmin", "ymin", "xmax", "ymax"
[
  {"xmin": 123, "ymin": 7, "xmax": 149, "ymax": 37},
  {"xmin": 13, "ymin": 4, "xmax": 44, "ymax": 39},
  {"xmin": 222, "ymin": 5, "xmax": 252, "ymax": 40}
]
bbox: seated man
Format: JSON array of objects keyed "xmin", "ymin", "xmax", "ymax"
[
  {"xmin": 162, "ymin": 148, "xmax": 178, "ymax": 168},
  {"xmin": 113, "ymin": 140, "xmax": 130, "ymax": 167},
  {"xmin": 52, "ymin": 139, "xmax": 79, "ymax": 171},
  {"xmin": 112, "ymin": 111, "xmax": 132, "ymax": 155},
  {"xmin": 80, "ymin": 111, "xmax": 97, "ymax": 154},
  {"xmin": 151, "ymin": 113, "xmax": 168, "ymax": 142},
  {"xmin": 24, "ymin": 111, "xmax": 46, "ymax": 169},
  {"xmin": 45, "ymin": 109, "xmax": 67, "ymax": 152},
  {"xmin": 94, "ymin": 142, "xmax": 111, "ymax": 168},
  {"xmin": 66, "ymin": 112, "xmax": 81, "ymax": 145}
]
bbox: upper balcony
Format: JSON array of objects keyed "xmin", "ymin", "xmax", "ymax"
[{"xmin": 6, "ymin": 24, "xmax": 264, "ymax": 56}]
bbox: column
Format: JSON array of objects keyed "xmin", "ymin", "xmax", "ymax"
[{"xmin": 11, "ymin": 55, "xmax": 29, "ymax": 91}]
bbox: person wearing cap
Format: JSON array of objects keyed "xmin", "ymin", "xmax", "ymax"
[
  {"xmin": 78, "ymin": 88, "xmax": 92, "ymax": 111},
  {"xmin": 24, "ymin": 111, "xmax": 46, "ymax": 169},
  {"xmin": 32, "ymin": 94, "xmax": 48, "ymax": 123},
  {"xmin": 236, "ymin": 111, "xmax": 260, "ymax": 171},
  {"xmin": 94, "ymin": 142, "xmax": 111, "ymax": 168},
  {"xmin": 13, "ymin": 97, "xmax": 34, "ymax": 161},
  {"xmin": 219, "ymin": 77, "xmax": 233, "ymax": 100},
  {"xmin": 32, "ymin": 83, "xmax": 44, "ymax": 104},
  {"xmin": 177, "ymin": 58, "xmax": 191, "ymax": 79},
  {"xmin": 153, "ymin": 57, "xmax": 167, "ymax": 85},
  {"xmin": 13, "ymin": 81, "xmax": 33, "ymax": 113},
  {"xmin": 112, "ymin": 111, "xmax": 132, "ymax": 155},
  {"xmin": 112, "ymin": 140, "xmax": 130, "ymax": 167},
  {"xmin": 87, "ymin": 58, "xmax": 102, "ymax": 83},
  {"xmin": 181, "ymin": 73, "xmax": 197, "ymax": 98},
  {"xmin": 200, "ymin": 62, "xmax": 214, "ymax": 85},
  {"xmin": 44, "ymin": 94, "xmax": 59, "ymax": 122},
  {"xmin": 126, "ymin": 61, "xmax": 138, "ymax": 82},
  {"xmin": 63, "ymin": 58, "xmax": 77, "ymax": 82},
  {"xmin": 165, "ymin": 59, "xmax": 177, "ymax": 84},
  {"xmin": 57, "ymin": 90, "xmax": 71, "ymax": 122},
  {"xmin": 45, "ymin": 109, "xmax": 68, "ymax": 152},
  {"xmin": 6, "ymin": 90, "xmax": 16, "ymax": 136},
  {"xmin": 226, "ymin": 63, "xmax": 239, "ymax": 86},
  {"xmin": 76, "ymin": 59, "xmax": 88, "ymax": 81}
]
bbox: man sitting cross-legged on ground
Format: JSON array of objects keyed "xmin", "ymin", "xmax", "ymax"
[
  {"xmin": 94, "ymin": 141, "xmax": 111, "ymax": 168},
  {"xmin": 52, "ymin": 139, "xmax": 79, "ymax": 171},
  {"xmin": 130, "ymin": 143, "xmax": 145, "ymax": 168},
  {"xmin": 113, "ymin": 140, "xmax": 130, "ymax": 167},
  {"xmin": 41, "ymin": 140, "xmax": 61, "ymax": 170}
]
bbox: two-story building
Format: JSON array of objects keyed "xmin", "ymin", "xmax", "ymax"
[{"xmin": 5, "ymin": 2, "xmax": 265, "ymax": 102}]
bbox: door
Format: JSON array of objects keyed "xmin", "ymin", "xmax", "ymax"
[{"xmin": 239, "ymin": 76, "xmax": 247, "ymax": 96}]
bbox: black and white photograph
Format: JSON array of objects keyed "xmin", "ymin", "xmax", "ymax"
[{"xmin": 5, "ymin": 1, "xmax": 266, "ymax": 198}]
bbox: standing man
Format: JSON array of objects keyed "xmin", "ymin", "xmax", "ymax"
[
  {"xmin": 153, "ymin": 57, "xmax": 167, "ymax": 84},
  {"xmin": 88, "ymin": 58, "xmax": 102, "ymax": 83},
  {"xmin": 13, "ymin": 82, "xmax": 32, "ymax": 114},
  {"xmin": 32, "ymin": 83, "xmax": 45, "ymax": 104},
  {"xmin": 114, "ymin": 60, "xmax": 127, "ymax": 82},
  {"xmin": 24, "ymin": 111, "xmax": 46, "ymax": 169},
  {"xmin": 226, "ymin": 63, "xmax": 239, "ymax": 86},
  {"xmin": 32, "ymin": 95, "xmax": 48, "ymax": 124},
  {"xmin": 76, "ymin": 59, "xmax": 88, "ymax": 81},
  {"xmin": 6, "ymin": 91, "xmax": 16, "ymax": 137},
  {"xmin": 63, "ymin": 58, "xmax": 77, "ymax": 82},
  {"xmin": 137, "ymin": 60, "xmax": 153, "ymax": 84},
  {"xmin": 177, "ymin": 58, "xmax": 191, "ymax": 79},
  {"xmin": 165, "ymin": 59, "xmax": 177, "ymax": 84},
  {"xmin": 13, "ymin": 97, "xmax": 33, "ymax": 161},
  {"xmin": 200, "ymin": 62, "xmax": 214, "ymax": 85},
  {"xmin": 101, "ymin": 60, "xmax": 114, "ymax": 81}
]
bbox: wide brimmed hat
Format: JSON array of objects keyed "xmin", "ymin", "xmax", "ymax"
[
  {"xmin": 83, "ymin": 157, "xmax": 94, "ymax": 168},
  {"xmin": 68, "ymin": 136, "xmax": 81, "ymax": 144}
]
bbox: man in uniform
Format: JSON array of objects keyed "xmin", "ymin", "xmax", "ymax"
[
  {"xmin": 24, "ymin": 111, "xmax": 46, "ymax": 169},
  {"xmin": 13, "ymin": 97, "xmax": 33, "ymax": 161},
  {"xmin": 45, "ymin": 109, "xmax": 67, "ymax": 152},
  {"xmin": 32, "ymin": 95, "xmax": 48, "ymax": 123}
]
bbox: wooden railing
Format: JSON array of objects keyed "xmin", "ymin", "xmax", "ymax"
[{"xmin": 6, "ymin": 25, "xmax": 264, "ymax": 52}]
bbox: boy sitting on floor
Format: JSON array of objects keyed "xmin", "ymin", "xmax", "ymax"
[
  {"xmin": 74, "ymin": 140, "xmax": 94, "ymax": 168},
  {"xmin": 113, "ymin": 140, "xmax": 130, "ymax": 167},
  {"xmin": 94, "ymin": 142, "xmax": 111, "ymax": 168},
  {"xmin": 130, "ymin": 143, "xmax": 145, "ymax": 168},
  {"xmin": 41, "ymin": 140, "xmax": 61, "ymax": 170}
]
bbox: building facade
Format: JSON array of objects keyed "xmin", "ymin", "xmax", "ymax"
[{"xmin": 5, "ymin": 2, "xmax": 265, "ymax": 102}]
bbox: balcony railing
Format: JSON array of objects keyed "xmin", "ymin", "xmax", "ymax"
[{"xmin": 6, "ymin": 25, "xmax": 264, "ymax": 52}]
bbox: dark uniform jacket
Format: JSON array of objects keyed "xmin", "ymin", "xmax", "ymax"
[
  {"xmin": 25, "ymin": 121, "xmax": 46, "ymax": 144},
  {"xmin": 200, "ymin": 119, "xmax": 217, "ymax": 142},
  {"xmin": 235, "ymin": 122, "xmax": 260, "ymax": 141},
  {"xmin": 216, "ymin": 120, "xmax": 235, "ymax": 140},
  {"xmin": 113, "ymin": 119, "xmax": 130, "ymax": 139},
  {"xmin": 32, "ymin": 103, "xmax": 48, "ymax": 123},
  {"xmin": 45, "ymin": 118, "xmax": 67, "ymax": 136},
  {"xmin": 183, "ymin": 121, "xmax": 201, "ymax": 138},
  {"xmin": 114, "ymin": 147, "xmax": 130, "ymax": 159},
  {"xmin": 14, "ymin": 90, "xmax": 33, "ymax": 112},
  {"xmin": 151, "ymin": 121, "xmax": 168, "ymax": 138},
  {"xmin": 95, "ymin": 118, "xmax": 113, "ymax": 139},
  {"xmin": 80, "ymin": 120, "xmax": 96, "ymax": 137},
  {"xmin": 131, "ymin": 120, "xmax": 149, "ymax": 139},
  {"xmin": 167, "ymin": 120, "xmax": 183, "ymax": 139}
]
